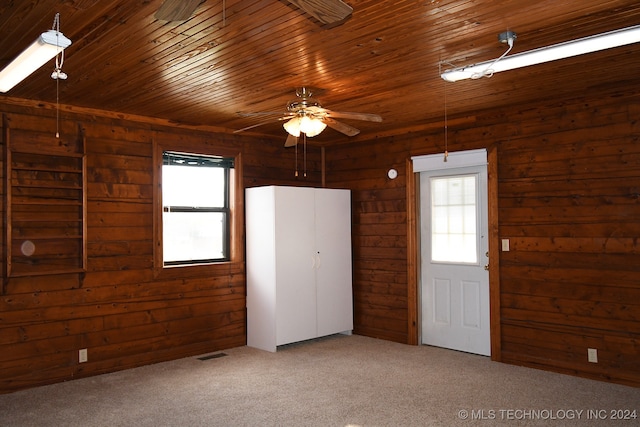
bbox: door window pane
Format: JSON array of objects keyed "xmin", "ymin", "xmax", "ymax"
[{"xmin": 431, "ymin": 175, "xmax": 478, "ymax": 263}]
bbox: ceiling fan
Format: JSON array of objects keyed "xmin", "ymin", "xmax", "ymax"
[
  {"xmin": 155, "ymin": 0, "xmax": 353, "ymax": 25},
  {"xmin": 234, "ymin": 87, "xmax": 382, "ymax": 147},
  {"xmin": 155, "ymin": 0, "xmax": 205, "ymax": 21}
]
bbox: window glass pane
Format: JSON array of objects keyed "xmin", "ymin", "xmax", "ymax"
[
  {"xmin": 161, "ymin": 151, "xmax": 233, "ymax": 266},
  {"xmin": 432, "ymin": 179, "xmax": 447, "ymax": 205},
  {"xmin": 431, "ymin": 175, "xmax": 478, "ymax": 263},
  {"xmin": 163, "ymin": 165, "xmax": 225, "ymax": 207},
  {"xmin": 463, "ymin": 178, "xmax": 476, "ymax": 204},
  {"xmin": 432, "ymin": 206, "xmax": 448, "ymax": 233},
  {"xmin": 163, "ymin": 212, "xmax": 225, "ymax": 263},
  {"xmin": 464, "ymin": 205, "xmax": 477, "ymax": 233},
  {"xmin": 448, "ymin": 205, "xmax": 464, "ymax": 233},
  {"xmin": 447, "ymin": 178, "xmax": 464, "ymax": 205}
]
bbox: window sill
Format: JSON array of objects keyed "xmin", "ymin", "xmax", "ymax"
[{"xmin": 153, "ymin": 261, "xmax": 238, "ymax": 280}]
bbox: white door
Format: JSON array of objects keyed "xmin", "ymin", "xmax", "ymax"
[
  {"xmin": 314, "ymin": 189, "xmax": 353, "ymax": 337},
  {"xmin": 416, "ymin": 152, "xmax": 490, "ymax": 356},
  {"xmin": 274, "ymin": 187, "xmax": 317, "ymax": 346}
]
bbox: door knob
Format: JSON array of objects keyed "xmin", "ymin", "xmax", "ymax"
[{"xmin": 484, "ymin": 264, "xmax": 489, "ymax": 270}]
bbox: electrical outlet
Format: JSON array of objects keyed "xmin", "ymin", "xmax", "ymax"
[
  {"xmin": 588, "ymin": 348, "xmax": 598, "ymax": 363},
  {"xmin": 79, "ymin": 348, "xmax": 88, "ymax": 363},
  {"xmin": 501, "ymin": 239, "xmax": 510, "ymax": 251}
]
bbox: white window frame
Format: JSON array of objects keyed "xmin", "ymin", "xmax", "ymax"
[{"xmin": 161, "ymin": 151, "xmax": 234, "ymax": 266}]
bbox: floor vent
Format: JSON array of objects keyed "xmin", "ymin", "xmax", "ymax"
[{"xmin": 197, "ymin": 352, "xmax": 227, "ymax": 361}]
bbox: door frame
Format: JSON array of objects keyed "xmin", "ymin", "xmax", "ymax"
[{"xmin": 406, "ymin": 146, "xmax": 501, "ymax": 361}]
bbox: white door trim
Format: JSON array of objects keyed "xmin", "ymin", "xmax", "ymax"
[
  {"xmin": 412, "ymin": 148, "xmax": 487, "ymax": 172},
  {"xmin": 413, "ymin": 149, "xmax": 490, "ymax": 356}
]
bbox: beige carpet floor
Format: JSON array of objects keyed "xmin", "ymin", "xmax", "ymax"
[{"xmin": 0, "ymin": 334, "xmax": 638, "ymax": 426}]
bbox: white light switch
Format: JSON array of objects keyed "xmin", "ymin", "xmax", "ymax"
[{"xmin": 501, "ymin": 239, "xmax": 510, "ymax": 251}]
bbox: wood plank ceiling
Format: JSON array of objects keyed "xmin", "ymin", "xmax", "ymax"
[{"xmin": 1, "ymin": 0, "xmax": 640, "ymax": 145}]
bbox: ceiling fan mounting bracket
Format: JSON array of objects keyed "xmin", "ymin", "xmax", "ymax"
[
  {"xmin": 287, "ymin": 87, "xmax": 322, "ymax": 115},
  {"xmin": 295, "ymin": 87, "xmax": 313, "ymax": 98}
]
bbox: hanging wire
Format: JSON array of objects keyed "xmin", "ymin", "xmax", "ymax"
[
  {"xmin": 440, "ymin": 61, "xmax": 449, "ymax": 162},
  {"xmin": 472, "ymin": 32, "xmax": 515, "ymax": 79},
  {"xmin": 444, "ymin": 79, "xmax": 448, "ymax": 162},
  {"xmin": 52, "ymin": 13, "xmax": 60, "ymax": 33},
  {"xmin": 55, "ymin": 62, "xmax": 60, "ymax": 138},
  {"xmin": 51, "ymin": 13, "xmax": 67, "ymax": 139}
]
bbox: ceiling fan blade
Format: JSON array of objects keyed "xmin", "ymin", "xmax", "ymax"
[
  {"xmin": 285, "ymin": 0, "xmax": 353, "ymax": 25},
  {"xmin": 234, "ymin": 117, "xmax": 287, "ymax": 133},
  {"xmin": 284, "ymin": 134, "xmax": 299, "ymax": 147},
  {"xmin": 325, "ymin": 110, "xmax": 383, "ymax": 122},
  {"xmin": 155, "ymin": 0, "xmax": 203, "ymax": 21},
  {"xmin": 324, "ymin": 118, "xmax": 360, "ymax": 136},
  {"xmin": 237, "ymin": 88, "xmax": 381, "ymax": 139},
  {"xmin": 237, "ymin": 111, "xmax": 290, "ymax": 117}
]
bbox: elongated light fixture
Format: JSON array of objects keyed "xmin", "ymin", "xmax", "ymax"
[
  {"xmin": 441, "ymin": 24, "xmax": 640, "ymax": 82},
  {"xmin": 0, "ymin": 27, "xmax": 72, "ymax": 92}
]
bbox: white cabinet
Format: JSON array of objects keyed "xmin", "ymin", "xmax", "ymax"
[{"xmin": 245, "ymin": 185, "xmax": 353, "ymax": 352}]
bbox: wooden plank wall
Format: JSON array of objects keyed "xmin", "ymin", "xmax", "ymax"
[
  {"xmin": 326, "ymin": 88, "xmax": 640, "ymax": 387},
  {"xmin": 2, "ymin": 84, "xmax": 639, "ymax": 391},
  {"xmin": 324, "ymin": 138, "xmax": 413, "ymax": 343},
  {"xmin": 0, "ymin": 101, "xmax": 321, "ymax": 393},
  {"xmin": 493, "ymin": 98, "xmax": 640, "ymax": 386}
]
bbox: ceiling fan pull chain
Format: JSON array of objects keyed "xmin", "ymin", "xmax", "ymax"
[{"xmin": 295, "ymin": 137, "xmax": 299, "ymax": 177}]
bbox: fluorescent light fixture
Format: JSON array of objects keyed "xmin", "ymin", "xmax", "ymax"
[
  {"xmin": 283, "ymin": 115, "xmax": 327, "ymax": 137},
  {"xmin": 0, "ymin": 29, "xmax": 72, "ymax": 93},
  {"xmin": 441, "ymin": 24, "xmax": 640, "ymax": 82}
]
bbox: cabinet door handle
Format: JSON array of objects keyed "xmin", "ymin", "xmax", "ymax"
[{"xmin": 310, "ymin": 253, "xmax": 321, "ymax": 270}]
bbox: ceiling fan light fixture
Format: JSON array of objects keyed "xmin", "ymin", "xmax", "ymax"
[
  {"xmin": 441, "ymin": 24, "xmax": 640, "ymax": 82},
  {"xmin": 283, "ymin": 117, "xmax": 302, "ymax": 137},
  {"xmin": 284, "ymin": 115, "xmax": 327, "ymax": 137},
  {"xmin": 0, "ymin": 28, "xmax": 71, "ymax": 93},
  {"xmin": 237, "ymin": 88, "xmax": 380, "ymax": 140},
  {"xmin": 299, "ymin": 115, "xmax": 327, "ymax": 137}
]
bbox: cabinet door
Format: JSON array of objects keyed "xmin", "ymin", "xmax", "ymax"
[
  {"xmin": 274, "ymin": 187, "xmax": 317, "ymax": 345},
  {"xmin": 314, "ymin": 188, "xmax": 354, "ymax": 337},
  {"xmin": 246, "ymin": 187, "xmax": 278, "ymax": 352}
]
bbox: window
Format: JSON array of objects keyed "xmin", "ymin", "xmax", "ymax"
[
  {"xmin": 430, "ymin": 174, "xmax": 478, "ymax": 264},
  {"xmin": 162, "ymin": 151, "xmax": 234, "ymax": 266}
]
